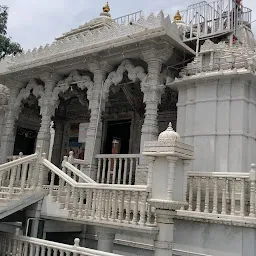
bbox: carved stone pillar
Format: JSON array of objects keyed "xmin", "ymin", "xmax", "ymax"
[
  {"xmin": 84, "ymin": 62, "xmax": 112, "ymax": 179},
  {"xmin": 154, "ymin": 209, "xmax": 175, "ymax": 256},
  {"xmin": 0, "ymin": 85, "xmax": 22, "ymax": 163},
  {"xmin": 36, "ymin": 73, "xmax": 60, "ymax": 156},
  {"xmin": 136, "ymin": 44, "xmax": 173, "ymax": 184},
  {"xmin": 96, "ymin": 227, "xmax": 115, "ymax": 253},
  {"xmin": 51, "ymin": 121, "xmax": 64, "ymax": 166}
]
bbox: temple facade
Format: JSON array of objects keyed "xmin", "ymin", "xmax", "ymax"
[{"xmin": 0, "ymin": 1, "xmax": 255, "ymax": 256}]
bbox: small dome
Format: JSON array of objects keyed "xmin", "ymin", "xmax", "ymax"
[{"xmin": 158, "ymin": 122, "xmax": 180, "ymax": 142}]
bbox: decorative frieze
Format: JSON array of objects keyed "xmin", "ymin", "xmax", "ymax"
[{"xmin": 3, "ymin": 11, "xmax": 183, "ymax": 72}]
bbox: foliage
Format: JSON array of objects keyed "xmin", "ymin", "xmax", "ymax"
[{"xmin": 0, "ymin": 5, "xmax": 22, "ymax": 60}]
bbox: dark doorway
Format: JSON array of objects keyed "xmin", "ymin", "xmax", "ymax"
[
  {"xmin": 104, "ymin": 120, "xmax": 131, "ymax": 154},
  {"xmin": 13, "ymin": 127, "xmax": 37, "ymax": 155}
]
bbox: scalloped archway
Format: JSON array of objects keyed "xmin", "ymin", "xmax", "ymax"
[{"xmin": 103, "ymin": 59, "xmax": 146, "ymax": 100}]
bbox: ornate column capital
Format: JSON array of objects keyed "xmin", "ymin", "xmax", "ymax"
[
  {"xmin": 141, "ymin": 85, "xmax": 165, "ymax": 104},
  {"xmin": 141, "ymin": 42, "xmax": 174, "ymax": 64},
  {"xmin": 40, "ymin": 72, "xmax": 61, "ymax": 85},
  {"xmin": 88, "ymin": 59, "xmax": 113, "ymax": 75}
]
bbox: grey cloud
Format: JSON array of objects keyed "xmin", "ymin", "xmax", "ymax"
[{"xmin": 1, "ymin": 0, "xmax": 255, "ymax": 50}]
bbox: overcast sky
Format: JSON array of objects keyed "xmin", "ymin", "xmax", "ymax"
[{"xmin": 1, "ymin": 0, "xmax": 256, "ymax": 50}]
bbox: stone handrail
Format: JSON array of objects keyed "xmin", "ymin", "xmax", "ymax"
[
  {"xmin": 68, "ymin": 151, "xmax": 87, "ymax": 173},
  {"xmin": 7, "ymin": 153, "xmax": 28, "ymax": 162},
  {"xmin": 42, "ymin": 158, "xmax": 154, "ymax": 227},
  {"xmin": 62, "ymin": 155, "xmax": 96, "ymax": 184},
  {"xmin": 182, "ymin": 167, "xmax": 256, "ymax": 217},
  {"xmin": 0, "ymin": 229, "xmax": 122, "ymax": 256},
  {"xmin": 0, "ymin": 153, "xmax": 38, "ymax": 199},
  {"xmin": 95, "ymin": 154, "xmax": 140, "ymax": 185}
]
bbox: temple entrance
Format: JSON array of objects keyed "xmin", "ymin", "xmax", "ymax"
[
  {"xmin": 13, "ymin": 126, "xmax": 37, "ymax": 155},
  {"xmin": 103, "ymin": 119, "xmax": 131, "ymax": 154}
]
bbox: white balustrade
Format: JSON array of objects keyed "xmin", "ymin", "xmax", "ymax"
[
  {"xmin": 7, "ymin": 153, "xmax": 28, "ymax": 162},
  {"xmin": 68, "ymin": 151, "xmax": 87, "ymax": 173},
  {"xmin": 0, "ymin": 153, "xmax": 38, "ymax": 199},
  {"xmin": 61, "ymin": 155, "xmax": 96, "ymax": 184},
  {"xmin": 95, "ymin": 154, "xmax": 140, "ymax": 185},
  {"xmin": 0, "ymin": 228, "xmax": 122, "ymax": 256},
  {"xmin": 182, "ymin": 169, "xmax": 256, "ymax": 217},
  {"xmin": 42, "ymin": 158, "xmax": 154, "ymax": 227}
]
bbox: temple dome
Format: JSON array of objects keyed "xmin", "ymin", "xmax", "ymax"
[
  {"xmin": 158, "ymin": 122, "xmax": 180, "ymax": 142},
  {"xmin": 56, "ymin": 3, "xmax": 115, "ymax": 40}
]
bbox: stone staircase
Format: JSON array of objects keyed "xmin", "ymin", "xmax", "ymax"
[
  {"xmin": 0, "ymin": 148, "xmax": 156, "ymax": 232},
  {"xmin": 0, "ymin": 188, "xmax": 45, "ymax": 220}
]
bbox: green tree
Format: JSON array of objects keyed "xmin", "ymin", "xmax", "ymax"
[{"xmin": 0, "ymin": 5, "xmax": 22, "ymax": 60}]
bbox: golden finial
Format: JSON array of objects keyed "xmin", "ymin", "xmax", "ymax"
[
  {"xmin": 103, "ymin": 2, "xmax": 110, "ymax": 13},
  {"xmin": 174, "ymin": 10, "xmax": 182, "ymax": 21}
]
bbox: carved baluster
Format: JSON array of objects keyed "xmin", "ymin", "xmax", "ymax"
[
  {"xmin": 40, "ymin": 245, "xmax": 46, "ymax": 256},
  {"xmin": 132, "ymin": 191, "xmax": 139, "ymax": 225},
  {"xmin": 65, "ymin": 184, "xmax": 71, "ymax": 210},
  {"xmin": 123, "ymin": 158, "xmax": 128, "ymax": 184},
  {"xmin": 112, "ymin": 158, "xmax": 117, "ymax": 184},
  {"xmin": 195, "ymin": 177, "xmax": 201, "ymax": 212},
  {"xmin": 96, "ymin": 159, "xmax": 101, "ymax": 183},
  {"xmin": 125, "ymin": 191, "xmax": 132, "ymax": 223},
  {"xmin": 111, "ymin": 190, "xmax": 118, "ymax": 222},
  {"xmin": 106, "ymin": 158, "xmax": 111, "ymax": 184},
  {"xmin": 240, "ymin": 178, "xmax": 245, "ymax": 217},
  {"xmin": 85, "ymin": 189, "xmax": 92, "ymax": 219},
  {"xmin": 27, "ymin": 162, "xmax": 33, "ymax": 188},
  {"xmin": 128, "ymin": 158, "xmax": 134, "ymax": 185},
  {"xmin": 53, "ymin": 248, "xmax": 58, "ymax": 256},
  {"xmin": 7, "ymin": 238, "xmax": 12, "ymax": 255},
  {"xmin": 118, "ymin": 190, "xmax": 125, "ymax": 223},
  {"xmin": 101, "ymin": 189, "xmax": 106, "ymax": 219},
  {"xmin": 47, "ymin": 247, "xmax": 52, "ymax": 256},
  {"xmin": 11, "ymin": 238, "xmax": 18, "ymax": 255},
  {"xmin": 188, "ymin": 176, "xmax": 193, "ymax": 211},
  {"xmin": 146, "ymin": 202, "xmax": 153, "ymax": 226},
  {"xmin": 212, "ymin": 177, "xmax": 218, "ymax": 214},
  {"xmin": 101, "ymin": 159, "xmax": 107, "ymax": 183},
  {"xmin": 29, "ymin": 243, "xmax": 35, "ymax": 256},
  {"xmin": 49, "ymin": 171, "xmax": 55, "ymax": 197},
  {"xmin": 108, "ymin": 190, "xmax": 113, "ymax": 220},
  {"xmin": 15, "ymin": 153, "xmax": 23, "ymax": 185},
  {"xmin": 202, "ymin": 177, "xmax": 209, "ymax": 213},
  {"xmin": 35, "ymin": 245, "xmax": 40, "ymax": 256},
  {"xmin": 23, "ymin": 241, "xmax": 29, "ymax": 255},
  {"xmin": 20, "ymin": 161, "xmax": 29, "ymax": 193},
  {"xmin": 17, "ymin": 240, "xmax": 23, "ymax": 256},
  {"xmin": 231, "ymin": 178, "xmax": 236, "ymax": 215},
  {"xmin": 59, "ymin": 249, "xmax": 64, "ymax": 256},
  {"xmin": 78, "ymin": 188, "xmax": 84, "ymax": 218},
  {"xmin": 249, "ymin": 164, "xmax": 256, "ymax": 217},
  {"xmin": 98, "ymin": 189, "xmax": 104, "ymax": 220},
  {"xmin": 104, "ymin": 190, "xmax": 110, "ymax": 220},
  {"xmin": 221, "ymin": 178, "xmax": 227, "ymax": 215},
  {"xmin": 8, "ymin": 165, "xmax": 17, "ymax": 199},
  {"xmin": 57, "ymin": 178, "xmax": 64, "ymax": 203},
  {"xmin": 72, "ymin": 188, "xmax": 78, "ymax": 217},
  {"xmin": 139, "ymin": 191, "xmax": 147, "ymax": 226},
  {"xmin": 117, "ymin": 158, "xmax": 123, "ymax": 184},
  {"xmin": 91, "ymin": 189, "xmax": 97, "ymax": 220}
]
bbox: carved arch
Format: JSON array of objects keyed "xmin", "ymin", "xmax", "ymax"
[
  {"xmin": 103, "ymin": 59, "xmax": 147, "ymax": 99},
  {"xmin": 14, "ymin": 79, "xmax": 44, "ymax": 110},
  {"xmin": 52, "ymin": 70, "xmax": 94, "ymax": 103}
]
